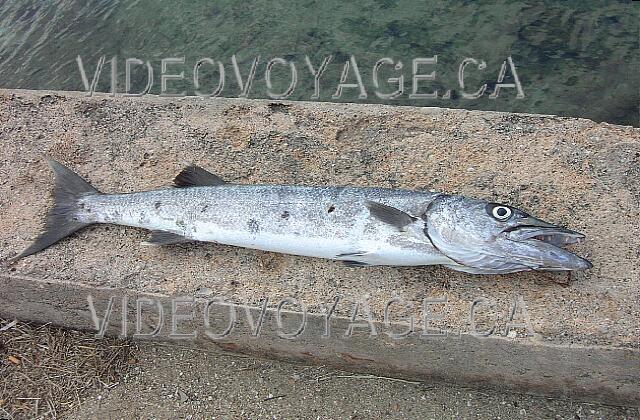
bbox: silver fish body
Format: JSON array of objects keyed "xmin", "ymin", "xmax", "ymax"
[
  {"xmin": 14, "ymin": 160, "xmax": 593, "ymax": 274},
  {"xmin": 78, "ymin": 185, "xmax": 451, "ymax": 267}
]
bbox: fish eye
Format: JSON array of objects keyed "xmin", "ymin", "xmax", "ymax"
[
  {"xmin": 491, "ymin": 205, "xmax": 512, "ymax": 221},
  {"xmin": 485, "ymin": 203, "xmax": 513, "ymax": 221}
]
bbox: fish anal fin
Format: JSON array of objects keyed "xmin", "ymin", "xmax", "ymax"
[
  {"xmin": 335, "ymin": 251, "xmax": 369, "ymax": 258},
  {"xmin": 365, "ymin": 201, "xmax": 416, "ymax": 230},
  {"xmin": 342, "ymin": 260, "xmax": 371, "ymax": 268},
  {"xmin": 336, "ymin": 251, "xmax": 372, "ymax": 267},
  {"xmin": 173, "ymin": 165, "xmax": 226, "ymax": 188},
  {"xmin": 143, "ymin": 231, "xmax": 191, "ymax": 246}
]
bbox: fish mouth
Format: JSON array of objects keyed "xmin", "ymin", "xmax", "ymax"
[
  {"xmin": 505, "ymin": 225, "xmax": 585, "ymax": 247},
  {"xmin": 503, "ymin": 217, "xmax": 593, "ymax": 271}
]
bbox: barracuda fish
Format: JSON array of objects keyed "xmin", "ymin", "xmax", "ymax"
[{"xmin": 14, "ymin": 159, "xmax": 592, "ymax": 274}]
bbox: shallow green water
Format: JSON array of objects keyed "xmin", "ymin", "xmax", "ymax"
[{"xmin": 0, "ymin": 0, "xmax": 637, "ymax": 125}]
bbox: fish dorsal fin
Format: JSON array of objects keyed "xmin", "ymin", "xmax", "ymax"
[
  {"xmin": 173, "ymin": 165, "xmax": 226, "ymax": 188},
  {"xmin": 365, "ymin": 201, "xmax": 417, "ymax": 230}
]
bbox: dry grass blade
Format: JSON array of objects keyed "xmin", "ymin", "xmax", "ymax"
[{"xmin": 0, "ymin": 318, "xmax": 136, "ymax": 419}]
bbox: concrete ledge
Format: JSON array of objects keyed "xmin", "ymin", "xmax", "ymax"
[
  {"xmin": 1, "ymin": 89, "xmax": 639, "ymax": 406},
  {"xmin": 1, "ymin": 273, "xmax": 638, "ymax": 406}
]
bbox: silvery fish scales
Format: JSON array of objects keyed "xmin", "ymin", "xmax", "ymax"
[{"xmin": 14, "ymin": 160, "xmax": 592, "ymax": 275}]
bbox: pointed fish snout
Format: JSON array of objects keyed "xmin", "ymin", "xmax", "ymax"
[{"xmin": 547, "ymin": 246, "xmax": 593, "ymax": 270}]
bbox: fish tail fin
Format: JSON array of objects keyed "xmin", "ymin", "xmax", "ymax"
[{"xmin": 13, "ymin": 159, "xmax": 101, "ymax": 260}]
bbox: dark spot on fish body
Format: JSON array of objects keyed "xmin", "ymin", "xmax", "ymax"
[
  {"xmin": 139, "ymin": 212, "xmax": 150, "ymax": 224},
  {"xmin": 328, "ymin": 205, "xmax": 335, "ymax": 213},
  {"xmin": 248, "ymin": 219, "xmax": 260, "ymax": 234},
  {"xmin": 154, "ymin": 202, "xmax": 162, "ymax": 209},
  {"xmin": 201, "ymin": 204, "xmax": 209, "ymax": 213},
  {"xmin": 176, "ymin": 219, "xmax": 186, "ymax": 229},
  {"xmin": 281, "ymin": 211, "xmax": 290, "ymax": 219},
  {"xmin": 103, "ymin": 210, "xmax": 120, "ymax": 223},
  {"xmin": 78, "ymin": 202, "xmax": 92, "ymax": 213}
]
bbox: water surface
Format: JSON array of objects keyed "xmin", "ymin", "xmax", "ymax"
[{"xmin": 0, "ymin": 0, "xmax": 637, "ymax": 125}]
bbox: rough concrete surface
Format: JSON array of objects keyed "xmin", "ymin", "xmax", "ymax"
[
  {"xmin": 2, "ymin": 273, "xmax": 637, "ymax": 406},
  {"xmin": 0, "ymin": 89, "xmax": 639, "ymax": 405}
]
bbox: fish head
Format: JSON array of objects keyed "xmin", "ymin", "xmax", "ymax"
[{"xmin": 422, "ymin": 195, "xmax": 592, "ymax": 274}]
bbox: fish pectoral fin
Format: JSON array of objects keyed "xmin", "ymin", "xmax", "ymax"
[
  {"xmin": 173, "ymin": 165, "xmax": 226, "ymax": 188},
  {"xmin": 142, "ymin": 231, "xmax": 192, "ymax": 246},
  {"xmin": 365, "ymin": 201, "xmax": 417, "ymax": 230}
]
